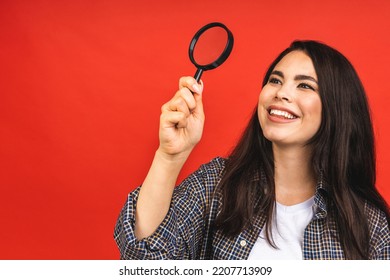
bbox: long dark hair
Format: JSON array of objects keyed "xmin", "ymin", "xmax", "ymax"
[{"xmin": 214, "ymin": 40, "xmax": 390, "ymax": 259}]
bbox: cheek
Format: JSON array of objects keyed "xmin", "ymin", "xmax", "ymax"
[
  {"xmin": 257, "ymin": 90, "xmax": 269, "ymax": 122},
  {"xmin": 258, "ymin": 87, "xmax": 272, "ymax": 107},
  {"xmin": 301, "ymin": 97, "xmax": 322, "ymax": 124}
]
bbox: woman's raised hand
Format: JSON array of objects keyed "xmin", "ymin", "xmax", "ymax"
[{"xmin": 158, "ymin": 76, "xmax": 204, "ymax": 159}]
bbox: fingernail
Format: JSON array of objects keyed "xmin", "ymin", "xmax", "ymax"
[{"xmin": 192, "ymin": 83, "xmax": 200, "ymax": 93}]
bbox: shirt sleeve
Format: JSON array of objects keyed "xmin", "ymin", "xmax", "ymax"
[
  {"xmin": 371, "ymin": 216, "xmax": 390, "ymax": 259},
  {"xmin": 113, "ymin": 157, "xmax": 225, "ymax": 259},
  {"xmin": 366, "ymin": 204, "xmax": 390, "ymax": 260},
  {"xmin": 374, "ymin": 224, "xmax": 390, "ymax": 260}
]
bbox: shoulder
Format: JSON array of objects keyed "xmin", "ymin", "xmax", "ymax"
[
  {"xmin": 197, "ymin": 157, "xmax": 227, "ymax": 176},
  {"xmin": 364, "ymin": 201, "xmax": 389, "ymax": 230},
  {"xmin": 174, "ymin": 157, "xmax": 227, "ymax": 197},
  {"xmin": 179, "ymin": 156, "xmax": 227, "ymax": 187}
]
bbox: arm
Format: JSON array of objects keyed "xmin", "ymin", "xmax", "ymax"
[
  {"xmin": 114, "ymin": 157, "xmax": 226, "ymax": 259},
  {"xmin": 135, "ymin": 77, "xmax": 204, "ymax": 239}
]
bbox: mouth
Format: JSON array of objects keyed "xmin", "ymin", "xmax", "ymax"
[{"xmin": 267, "ymin": 108, "xmax": 299, "ymax": 120}]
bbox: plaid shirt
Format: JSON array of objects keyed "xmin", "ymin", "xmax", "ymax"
[{"xmin": 114, "ymin": 157, "xmax": 390, "ymax": 259}]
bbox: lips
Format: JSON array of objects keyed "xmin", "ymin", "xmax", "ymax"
[{"xmin": 267, "ymin": 106, "xmax": 299, "ymax": 120}]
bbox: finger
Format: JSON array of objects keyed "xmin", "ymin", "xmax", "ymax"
[
  {"xmin": 174, "ymin": 87, "xmax": 197, "ymax": 111},
  {"xmin": 191, "ymin": 79, "xmax": 204, "ymax": 116},
  {"xmin": 176, "ymin": 78, "xmax": 204, "ymax": 114},
  {"xmin": 160, "ymin": 111, "xmax": 187, "ymax": 128},
  {"xmin": 168, "ymin": 95, "xmax": 191, "ymax": 117},
  {"xmin": 179, "ymin": 76, "xmax": 203, "ymax": 95}
]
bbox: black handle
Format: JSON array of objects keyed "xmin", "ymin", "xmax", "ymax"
[{"xmin": 194, "ymin": 68, "xmax": 203, "ymax": 83}]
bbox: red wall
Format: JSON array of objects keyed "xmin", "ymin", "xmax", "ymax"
[{"xmin": 1, "ymin": 0, "xmax": 389, "ymax": 259}]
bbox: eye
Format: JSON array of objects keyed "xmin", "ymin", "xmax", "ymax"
[
  {"xmin": 269, "ymin": 77, "xmax": 282, "ymax": 85},
  {"xmin": 298, "ymin": 83, "xmax": 315, "ymax": 91}
]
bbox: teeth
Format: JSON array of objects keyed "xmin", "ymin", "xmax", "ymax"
[{"xmin": 269, "ymin": 109, "xmax": 297, "ymax": 119}]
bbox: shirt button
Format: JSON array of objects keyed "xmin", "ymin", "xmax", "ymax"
[{"xmin": 240, "ymin": 240, "xmax": 247, "ymax": 247}]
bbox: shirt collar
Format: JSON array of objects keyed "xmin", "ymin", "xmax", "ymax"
[{"xmin": 313, "ymin": 171, "xmax": 329, "ymax": 219}]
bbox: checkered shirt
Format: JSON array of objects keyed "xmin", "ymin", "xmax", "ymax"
[{"xmin": 114, "ymin": 157, "xmax": 390, "ymax": 259}]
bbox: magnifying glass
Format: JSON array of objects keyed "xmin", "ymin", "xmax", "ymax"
[{"xmin": 189, "ymin": 22, "xmax": 234, "ymax": 82}]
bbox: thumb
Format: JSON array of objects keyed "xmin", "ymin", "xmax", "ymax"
[{"xmin": 192, "ymin": 80, "xmax": 204, "ymax": 115}]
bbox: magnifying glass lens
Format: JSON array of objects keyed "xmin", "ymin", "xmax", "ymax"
[
  {"xmin": 192, "ymin": 27, "xmax": 228, "ymax": 65},
  {"xmin": 188, "ymin": 22, "xmax": 234, "ymax": 82}
]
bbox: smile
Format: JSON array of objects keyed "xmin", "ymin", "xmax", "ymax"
[{"xmin": 269, "ymin": 109, "xmax": 298, "ymax": 119}]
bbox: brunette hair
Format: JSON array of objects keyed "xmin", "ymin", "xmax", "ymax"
[{"xmin": 214, "ymin": 40, "xmax": 390, "ymax": 259}]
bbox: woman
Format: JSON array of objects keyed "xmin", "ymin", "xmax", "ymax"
[{"xmin": 114, "ymin": 40, "xmax": 390, "ymax": 259}]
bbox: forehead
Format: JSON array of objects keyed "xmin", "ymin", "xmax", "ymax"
[{"xmin": 274, "ymin": 50, "xmax": 317, "ymax": 78}]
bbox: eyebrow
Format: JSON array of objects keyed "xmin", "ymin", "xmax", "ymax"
[{"xmin": 271, "ymin": 70, "xmax": 318, "ymax": 84}]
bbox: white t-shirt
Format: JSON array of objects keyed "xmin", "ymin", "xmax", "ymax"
[{"xmin": 247, "ymin": 197, "xmax": 314, "ymax": 260}]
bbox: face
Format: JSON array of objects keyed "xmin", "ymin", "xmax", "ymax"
[{"xmin": 258, "ymin": 50, "xmax": 322, "ymax": 148}]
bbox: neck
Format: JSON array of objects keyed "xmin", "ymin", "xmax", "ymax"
[{"xmin": 272, "ymin": 144, "xmax": 317, "ymax": 206}]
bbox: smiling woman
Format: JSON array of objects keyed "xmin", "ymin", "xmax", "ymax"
[
  {"xmin": 114, "ymin": 40, "xmax": 390, "ymax": 260},
  {"xmin": 0, "ymin": 0, "xmax": 389, "ymax": 261},
  {"xmin": 258, "ymin": 51, "xmax": 322, "ymax": 147}
]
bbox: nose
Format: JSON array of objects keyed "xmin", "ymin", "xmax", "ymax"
[{"xmin": 274, "ymin": 86, "xmax": 292, "ymax": 102}]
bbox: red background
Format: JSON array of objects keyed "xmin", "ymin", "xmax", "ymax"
[{"xmin": 0, "ymin": 0, "xmax": 389, "ymax": 259}]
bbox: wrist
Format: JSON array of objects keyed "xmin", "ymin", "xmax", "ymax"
[
  {"xmin": 145, "ymin": 149, "xmax": 190, "ymax": 187},
  {"xmin": 155, "ymin": 147, "xmax": 192, "ymax": 165}
]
